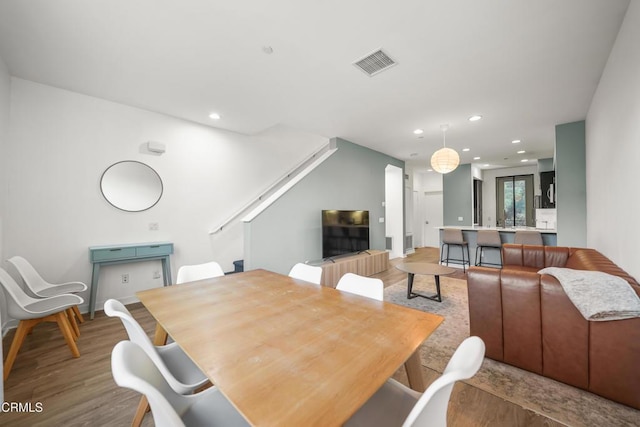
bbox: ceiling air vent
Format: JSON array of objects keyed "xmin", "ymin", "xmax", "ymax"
[{"xmin": 353, "ymin": 49, "xmax": 397, "ymax": 77}]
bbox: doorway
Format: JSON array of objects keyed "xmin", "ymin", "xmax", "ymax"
[
  {"xmin": 385, "ymin": 165, "xmax": 404, "ymax": 259},
  {"xmin": 422, "ymin": 191, "xmax": 443, "ymax": 247},
  {"xmin": 473, "ymin": 178, "xmax": 483, "ymax": 226}
]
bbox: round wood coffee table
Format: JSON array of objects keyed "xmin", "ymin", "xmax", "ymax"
[{"xmin": 396, "ymin": 262, "xmax": 457, "ymax": 302}]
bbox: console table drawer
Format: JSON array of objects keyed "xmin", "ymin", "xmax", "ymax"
[
  {"xmin": 136, "ymin": 244, "xmax": 173, "ymax": 257},
  {"xmin": 91, "ymin": 247, "xmax": 136, "ymax": 262}
]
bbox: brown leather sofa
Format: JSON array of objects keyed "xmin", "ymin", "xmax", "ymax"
[{"xmin": 467, "ymin": 243, "xmax": 640, "ymax": 409}]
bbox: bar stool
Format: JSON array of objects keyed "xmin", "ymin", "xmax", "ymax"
[
  {"xmin": 440, "ymin": 229, "xmax": 470, "ymax": 273},
  {"xmin": 514, "ymin": 230, "xmax": 543, "ymax": 245},
  {"xmin": 475, "ymin": 230, "xmax": 502, "ymax": 267}
]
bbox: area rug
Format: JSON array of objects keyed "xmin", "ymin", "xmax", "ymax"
[{"xmin": 384, "ymin": 275, "xmax": 640, "ymax": 427}]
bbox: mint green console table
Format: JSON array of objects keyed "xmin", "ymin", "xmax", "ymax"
[{"xmin": 89, "ymin": 242, "xmax": 174, "ymax": 319}]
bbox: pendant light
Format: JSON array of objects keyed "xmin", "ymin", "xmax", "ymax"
[{"xmin": 431, "ymin": 124, "xmax": 459, "ymax": 174}]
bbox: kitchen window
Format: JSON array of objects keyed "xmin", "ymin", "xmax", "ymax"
[{"xmin": 496, "ymin": 175, "xmax": 535, "ymax": 227}]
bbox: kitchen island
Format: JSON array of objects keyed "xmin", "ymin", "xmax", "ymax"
[{"xmin": 437, "ymin": 226, "xmax": 557, "ymax": 268}]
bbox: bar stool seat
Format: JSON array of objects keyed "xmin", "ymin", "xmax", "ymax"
[
  {"xmin": 440, "ymin": 229, "xmax": 470, "ymax": 273},
  {"xmin": 475, "ymin": 230, "xmax": 502, "ymax": 267},
  {"xmin": 514, "ymin": 230, "xmax": 543, "ymax": 245}
]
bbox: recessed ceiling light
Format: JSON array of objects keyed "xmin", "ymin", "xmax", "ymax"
[
  {"xmin": 462, "ymin": 148, "xmax": 470, "ymax": 152},
  {"xmin": 517, "ymin": 150, "xmax": 526, "ymax": 154},
  {"xmin": 521, "ymin": 159, "xmax": 529, "ymax": 162},
  {"xmin": 473, "ymin": 156, "xmax": 481, "ymax": 160},
  {"xmin": 209, "ymin": 112, "xmax": 221, "ymax": 120},
  {"xmin": 413, "ymin": 129, "xmax": 424, "ymax": 135},
  {"xmin": 512, "ymin": 139, "xmax": 521, "ymax": 144},
  {"xmin": 469, "ymin": 115, "xmax": 482, "ymax": 122}
]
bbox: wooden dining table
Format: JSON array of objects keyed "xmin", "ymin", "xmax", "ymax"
[{"xmin": 136, "ymin": 269, "xmax": 443, "ymax": 427}]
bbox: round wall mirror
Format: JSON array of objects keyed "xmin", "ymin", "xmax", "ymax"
[{"xmin": 100, "ymin": 161, "xmax": 163, "ymax": 212}]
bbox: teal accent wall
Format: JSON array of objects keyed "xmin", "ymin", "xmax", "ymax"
[
  {"xmin": 443, "ymin": 163, "xmax": 472, "ymax": 226},
  {"xmin": 244, "ymin": 138, "xmax": 404, "ymax": 274},
  {"xmin": 555, "ymin": 121, "xmax": 586, "ymax": 246}
]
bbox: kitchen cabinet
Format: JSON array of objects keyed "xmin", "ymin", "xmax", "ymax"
[{"xmin": 540, "ymin": 171, "xmax": 556, "ymax": 208}]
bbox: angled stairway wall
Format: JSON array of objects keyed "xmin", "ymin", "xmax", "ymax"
[{"xmin": 244, "ymin": 138, "xmax": 404, "ymax": 275}]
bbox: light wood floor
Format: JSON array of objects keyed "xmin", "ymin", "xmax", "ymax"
[{"xmin": 2, "ymin": 248, "xmax": 562, "ymax": 426}]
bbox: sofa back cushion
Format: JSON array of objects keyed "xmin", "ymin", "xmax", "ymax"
[
  {"xmin": 502, "ymin": 244, "xmax": 524, "ymax": 266},
  {"xmin": 544, "ymin": 246, "xmax": 571, "ymax": 267},
  {"xmin": 566, "ymin": 248, "xmax": 640, "ymax": 287},
  {"xmin": 523, "ymin": 245, "xmax": 544, "ymax": 269},
  {"xmin": 502, "ymin": 244, "xmax": 569, "ymax": 269}
]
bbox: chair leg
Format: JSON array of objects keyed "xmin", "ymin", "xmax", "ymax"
[
  {"xmin": 66, "ymin": 308, "xmax": 80, "ymax": 338},
  {"xmin": 3, "ymin": 319, "xmax": 38, "ymax": 380},
  {"xmin": 461, "ymin": 245, "xmax": 467, "ymax": 273},
  {"xmin": 475, "ymin": 245, "xmax": 481, "ymax": 266},
  {"xmin": 131, "ymin": 396, "xmax": 150, "ymax": 427},
  {"xmin": 72, "ymin": 305, "xmax": 85, "ymax": 324},
  {"xmin": 465, "ymin": 244, "xmax": 470, "ymax": 272},
  {"xmin": 55, "ymin": 312, "xmax": 80, "ymax": 358}
]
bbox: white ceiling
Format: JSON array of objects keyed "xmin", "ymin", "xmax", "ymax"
[{"xmin": 0, "ymin": 0, "xmax": 630, "ymax": 171}]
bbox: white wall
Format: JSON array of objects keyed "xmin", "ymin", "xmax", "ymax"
[
  {"xmin": 4, "ymin": 78, "xmax": 327, "ymax": 315},
  {"xmin": 0, "ymin": 56, "xmax": 8, "ymax": 266},
  {"xmin": 586, "ymin": 1, "xmax": 640, "ymax": 279},
  {"xmin": 385, "ymin": 165, "xmax": 404, "ymax": 259},
  {"xmin": 481, "ymin": 165, "xmax": 538, "ymax": 227},
  {"xmin": 0, "ymin": 52, "xmax": 9, "ymax": 400}
]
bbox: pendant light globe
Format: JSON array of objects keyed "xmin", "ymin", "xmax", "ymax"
[{"xmin": 431, "ymin": 123, "xmax": 459, "ymax": 174}]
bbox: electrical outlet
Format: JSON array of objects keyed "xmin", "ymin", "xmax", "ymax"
[
  {"xmin": 149, "ymin": 222, "xmax": 159, "ymax": 231},
  {"xmin": 153, "ymin": 271, "xmax": 161, "ymax": 279},
  {"xmin": 458, "ymin": 216, "xmax": 464, "ymax": 221},
  {"xmin": 121, "ymin": 274, "xmax": 129, "ymax": 284}
]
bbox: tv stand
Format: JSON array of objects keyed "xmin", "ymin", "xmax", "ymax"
[{"xmin": 318, "ymin": 250, "xmax": 389, "ymax": 288}]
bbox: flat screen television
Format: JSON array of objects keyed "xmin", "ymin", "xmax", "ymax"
[{"xmin": 322, "ymin": 210, "xmax": 370, "ymax": 259}]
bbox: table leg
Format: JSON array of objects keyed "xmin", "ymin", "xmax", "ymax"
[
  {"xmin": 152, "ymin": 323, "xmax": 168, "ymax": 346},
  {"xmin": 161, "ymin": 256, "xmax": 172, "ymax": 286},
  {"xmin": 406, "ymin": 273, "xmax": 415, "ymax": 299},
  {"xmin": 434, "ymin": 274, "xmax": 442, "ymax": 302},
  {"xmin": 89, "ymin": 263, "xmax": 100, "ymax": 320},
  {"xmin": 404, "ymin": 350, "xmax": 426, "ymax": 392},
  {"xmin": 407, "ymin": 273, "xmax": 443, "ymax": 302}
]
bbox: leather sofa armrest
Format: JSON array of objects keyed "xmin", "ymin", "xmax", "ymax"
[
  {"xmin": 467, "ymin": 266, "xmax": 504, "ymax": 361},
  {"xmin": 540, "ymin": 275, "xmax": 589, "ymax": 389},
  {"xmin": 500, "ymin": 270, "xmax": 543, "ymax": 374}
]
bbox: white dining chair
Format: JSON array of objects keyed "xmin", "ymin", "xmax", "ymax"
[
  {"xmin": 0, "ymin": 268, "xmax": 82, "ymax": 380},
  {"xmin": 288, "ymin": 262, "xmax": 323, "ymax": 285},
  {"xmin": 336, "ymin": 273, "xmax": 384, "ymax": 301},
  {"xmin": 111, "ymin": 340, "xmax": 249, "ymax": 427},
  {"xmin": 104, "ymin": 299, "xmax": 208, "ymax": 395},
  {"xmin": 345, "ymin": 336, "xmax": 486, "ymax": 427},
  {"xmin": 176, "ymin": 261, "xmax": 224, "ymax": 284},
  {"xmin": 7, "ymin": 255, "xmax": 87, "ymax": 324}
]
